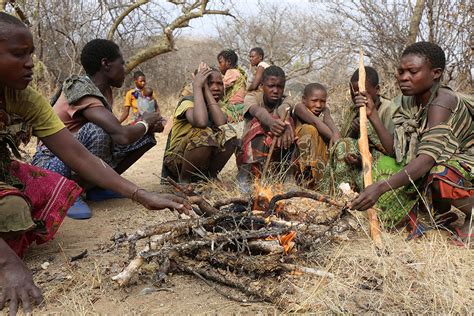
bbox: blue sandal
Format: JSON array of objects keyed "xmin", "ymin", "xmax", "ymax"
[
  {"xmin": 86, "ymin": 187, "xmax": 124, "ymax": 201},
  {"xmin": 67, "ymin": 197, "xmax": 92, "ymax": 220}
]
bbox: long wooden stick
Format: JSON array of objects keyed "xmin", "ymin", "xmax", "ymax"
[
  {"xmin": 262, "ymin": 107, "xmax": 291, "ymax": 176},
  {"xmin": 358, "ymin": 49, "xmax": 383, "ymax": 247}
]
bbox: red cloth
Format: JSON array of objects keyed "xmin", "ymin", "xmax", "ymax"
[
  {"xmin": 428, "ymin": 164, "xmax": 473, "ymax": 200},
  {"xmin": 4, "ymin": 161, "xmax": 82, "ymax": 257}
]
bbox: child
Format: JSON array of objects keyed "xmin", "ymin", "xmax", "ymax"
[
  {"xmin": 327, "ymin": 66, "xmax": 398, "ymax": 192},
  {"xmin": 163, "ymin": 63, "xmax": 237, "ymax": 183},
  {"xmin": 120, "ymin": 70, "xmax": 151, "ymax": 123},
  {"xmin": 0, "ymin": 13, "xmax": 188, "ymax": 315},
  {"xmin": 237, "ymin": 65, "xmax": 296, "ymax": 185},
  {"xmin": 293, "ymin": 83, "xmax": 340, "ymax": 187},
  {"xmin": 247, "ymin": 47, "xmax": 270, "ymax": 92},
  {"xmin": 217, "ymin": 49, "xmax": 248, "ymax": 122},
  {"xmin": 352, "ymin": 42, "xmax": 473, "ymax": 241}
]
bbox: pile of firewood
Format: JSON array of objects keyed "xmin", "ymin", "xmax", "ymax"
[{"xmin": 110, "ymin": 178, "xmax": 356, "ymax": 305}]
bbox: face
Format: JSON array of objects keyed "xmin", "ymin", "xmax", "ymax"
[
  {"xmin": 262, "ymin": 76, "xmax": 285, "ymax": 106},
  {"xmin": 208, "ymin": 71, "xmax": 224, "ymax": 101},
  {"xmin": 396, "ymin": 54, "xmax": 442, "ymax": 96},
  {"xmin": 104, "ymin": 55, "xmax": 126, "ymax": 88},
  {"xmin": 303, "ymin": 89, "xmax": 327, "ymax": 116},
  {"xmin": 217, "ymin": 56, "xmax": 230, "ymax": 74},
  {"xmin": 143, "ymin": 89, "xmax": 153, "ymax": 98},
  {"xmin": 0, "ymin": 27, "xmax": 34, "ymax": 90},
  {"xmin": 350, "ymin": 81, "xmax": 379, "ymax": 104},
  {"xmin": 249, "ymin": 51, "xmax": 262, "ymax": 67},
  {"xmin": 134, "ymin": 75, "xmax": 146, "ymax": 89}
]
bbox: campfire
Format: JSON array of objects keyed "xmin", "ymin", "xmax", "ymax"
[{"xmin": 111, "ymin": 177, "xmax": 354, "ymax": 305}]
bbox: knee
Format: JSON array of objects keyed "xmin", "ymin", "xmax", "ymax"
[
  {"xmin": 298, "ymin": 124, "xmax": 318, "ymax": 137},
  {"xmin": 0, "ymin": 194, "xmax": 34, "ymax": 238}
]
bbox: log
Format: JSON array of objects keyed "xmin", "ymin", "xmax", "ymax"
[
  {"xmin": 358, "ymin": 50, "xmax": 383, "ymax": 247},
  {"xmin": 112, "ymin": 232, "xmax": 171, "ymax": 286}
]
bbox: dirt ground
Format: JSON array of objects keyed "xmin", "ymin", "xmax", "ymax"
[{"xmin": 21, "ymin": 133, "xmax": 474, "ymax": 314}]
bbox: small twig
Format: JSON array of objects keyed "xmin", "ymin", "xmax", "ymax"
[
  {"xmin": 166, "ymin": 177, "xmax": 219, "ymax": 216},
  {"xmin": 70, "ymin": 249, "xmax": 88, "ymax": 262},
  {"xmin": 213, "ymin": 197, "xmax": 249, "ymax": 209}
]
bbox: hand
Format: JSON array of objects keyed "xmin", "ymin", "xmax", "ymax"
[
  {"xmin": 136, "ymin": 190, "xmax": 192, "ymax": 214},
  {"xmin": 329, "ymin": 133, "xmax": 341, "ymax": 148},
  {"xmin": 141, "ymin": 111, "xmax": 162, "ymax": 132},
  {"xmin": 269, "ymin": 119, "xmax": 287, "ymax": 136},
  {"xmin": 276, "ymin": 125, "xmax": 294, "ymax": 149},
  {"xmin": 353, "ymin": 91, "xmax": 376, "ymax": 118},
  {"xmin": 193, "ymin": 63, "xmax": 212, "ymax": 89},
  {"xmin": 0, "ymin": 253, "xmax": 43, "ymax": 315},
  {"xmin": 344, "ymin": 153, "xmax": 362, "ymax": 167},
  {"xmin": 350, "ymin": 182, "xmax": 383, "ymax": 211}
]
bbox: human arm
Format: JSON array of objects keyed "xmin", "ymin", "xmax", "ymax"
[
  {"xmin": 248, "ymin": 105, "xmax": 287, "ymax": 136},
  {"xmin": 354, "ymin": 92, "xmax": 394, "ymax": 154},
  {"xmin": 293, "ymin": 103, "xmax": 333, "ymax": 139},
  {"xmin": 82, "ymin": 106, "xmax": 161, "ymax": 145},
  {"xmin": 248, "ymin": 66, "xmax": 265, "ymax": 91},
  {"xmin": 184, "ymin": 67, "xmax": 213, "ymax": 128},
  {"xmin": 204, "ymin": 82, "xmax": 227, "ymax": 126},
  {"xmin": 352, "ymin": 93, "xmax": 456, "ymax": 210},
  {"xmin": 0, "ymin": 239, "xmax": 43, "ymax": 315},
  {"xmin": 322, "ymin": 107, "xmax": 341, "ymax": 145},
  {"xmin": 118, "ymin": 106, "xmax": 130, "ymax": 123},
  {"xmin": 40, "ymin": 129, "xmax": 190, "ymax": 211}
]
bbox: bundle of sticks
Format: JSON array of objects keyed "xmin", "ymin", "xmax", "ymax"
[{"xmin": 110, "ymin": 178, "xmax": 352, "ymax": 305}]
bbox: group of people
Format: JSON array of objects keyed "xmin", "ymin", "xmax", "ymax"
[{"xmin": 0, "ymin": 11, "xmax": 472, "ymax": 315}]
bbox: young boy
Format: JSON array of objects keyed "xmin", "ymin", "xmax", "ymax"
[
  {"xmin": 293, "ymin": 83, "xmax": 340, "ymax": 187},
  {"xmin": 247, "ymin": 47, "xmax": 270, "ymax": 92},
  {"xmin": 120, "ymin": 71, "xmax": 151, "ymax": 123},
  {"xmin": 237, "ymin": 65, "xmax": 296, "ymax": 184},
  {"xmin": 163, "ymin": 63, "xmax": 237, "ymax": 183},
  {"xmin": 327, "ymin": 66, "xmax": 399, "ymax": 192},
  {"xmin": 217, "ymin": 49, "xmax": 247, "ymax": 122}
]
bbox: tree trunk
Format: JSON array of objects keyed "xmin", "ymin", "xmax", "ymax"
[{"xmin": 407, "ymin": 0, "xmax": 426, "ymax": 45}]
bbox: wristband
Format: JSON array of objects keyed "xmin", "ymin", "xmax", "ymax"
[{"xmin": 136, "ymin": 120, "xmax": 149, "ymax": 134}]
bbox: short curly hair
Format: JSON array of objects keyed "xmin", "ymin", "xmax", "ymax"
[
  {"xmin": 217, "ymin": 49, "xmax": 238, "ymax": 68},
  {"xmin": 350, "ymin": 66, "xmax": 379, "ymax": 87},
  {"xmin": 304, "ymin": 83, "xmax": 327, "ymax": 96},
  {"xmin": 0, "ymin": 12, "xmax": 27, "ymax": 40},
  {"xmin": 262, "ymin": 65, "xmax": 286, "ymax": 83},
  {"xmin": 80, "ymin": 39, "xmax": 122, "ymax": 76},
  {"xmin": 402, "ymin": 41, "xmax": 446, "ymax": 70},
  {"xmin": 250, "ymin": 47, "xmax": 264, "ymax": 59}
]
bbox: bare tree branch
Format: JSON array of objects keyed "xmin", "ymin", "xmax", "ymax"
[{"xmin": 107, "ymin": 0, "xmax": 150, "ymax": 40}]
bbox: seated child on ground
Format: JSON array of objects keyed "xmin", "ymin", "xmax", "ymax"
[
  {"xmin": 163, "ymin": 63, "xmax": 237, "ymax": 183},
  {"xmin": 293, "ymin": 83, "xmax": 340, "ymax": 187},
  {"xmin": 237, "ymin": 65, "xmax": 296, "ymax": 185},
  {"xmin": 327, "ymin": 66, "xmax": 399, "ymax": 192},
  {"xmin": 217, "ymin": 49, "xmax": 248, "ymax": 122}
]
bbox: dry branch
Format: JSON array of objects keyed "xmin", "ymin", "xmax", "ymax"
[
  {"xmin": 358, "ymin": 50, "xmax": 383, "ymax": 247},
  {"xmin": 213, "ymin": 197, "xmax": 249, "ymax": 209},
  {"xmin": 167, "ymin": 177, "xmax": 219, "ymax": 216}
]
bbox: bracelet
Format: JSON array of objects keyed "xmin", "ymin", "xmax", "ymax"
[
  {"xmin": 130, "ymin": 187, "xmax": 146, "ymax": 203},
  {"xmin": 136, "ymin": 120, "xmax": 149, "ymax": 134}
]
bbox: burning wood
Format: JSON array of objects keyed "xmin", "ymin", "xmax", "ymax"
[{"xmin": 111, "ymin": 181, "xmax": 354, "ymax": 306}]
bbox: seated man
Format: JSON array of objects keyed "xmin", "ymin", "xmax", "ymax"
[
  {"xmin": 326, "ymin": 66, "xmax": 398, "ymax": 192},
  {"xmin": 237, "ymin": 65, "xmax": 296, "ymax": 186},
  {"xmin": 217, "ymin": 49, "xmax": 247, "ymax": 123},
  {"xmin": 293, "ymin": 83, "xmax": 340, "ymax": 187},
  {"xmin": 163, "ymin": 63, "xmax": 237, "ymax": 183},
  {"xmin": 33, "ymin": 39, "xmax": 164, "ymax": 219}
]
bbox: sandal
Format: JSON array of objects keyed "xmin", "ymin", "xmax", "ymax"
[
  {"xmin": 86, "ymin": 187, "xmax": 124, "ymax": 201},
  {"xmin": 67, "ymin": 197, "xmax": 92, "ymax": 220}
]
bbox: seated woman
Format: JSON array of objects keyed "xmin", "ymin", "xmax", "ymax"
[
  {"xmin": 0, "ymin": 13, "xmax": 188, "ymax": 316},
  {"xmin": 33, "ymin": 39, "xmax": 164, "ymax": 218},
  {"xmin": 217, "ymin": 49, "xmax": 247, "ymax": 123},
  {"xmin": 163, "ymin": 63, "xmax": 237, "ymax": 183},
  {"xmin": 352, "ymin": 42, "xmax": 473, "ymax": 242}
]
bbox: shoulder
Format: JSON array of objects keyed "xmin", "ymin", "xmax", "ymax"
[
  {"xmin": 258, "ymin": 61, "xmax": 270, "ymax": 69},
  {"xmin": 6, "ymin": 86, "xmax": 50, "ymax": 113},
  {"xmin": 244, "ymin": 91, "xmax": 260, "ymax": 104},
  {"xmin": 431, "ymin": 87, "xmax": 457, "ymax": 111}
]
